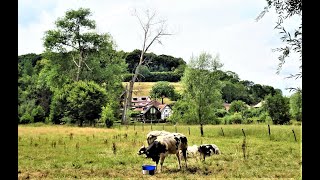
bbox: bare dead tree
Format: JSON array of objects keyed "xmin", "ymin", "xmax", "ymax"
[{"xmin": 121, "ymin": 9, "xmax": 172, "ymax": 124}]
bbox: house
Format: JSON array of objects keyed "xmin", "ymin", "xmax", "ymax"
[
  {"xmin": 158, "ymin": 104, "xmax": 172, "ymax": 120},
  {"xmin": 131, "ymin": 96, "xmax": 151, "ymax": 109},
  {"xmin": 253, "ymin": 101, "xmax": 265, "ymax": 108},
  {"xmin": 223, "ymin": 103, "xmax": 231, "ymax": 111},
  {"xmin": 139, "ymin": 105, "xmax": 162, "ymax": 122}
]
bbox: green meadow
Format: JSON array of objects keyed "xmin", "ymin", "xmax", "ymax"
[{"xmin": 18, "ymin": 123, "xmax": 302, "ymax": 179}]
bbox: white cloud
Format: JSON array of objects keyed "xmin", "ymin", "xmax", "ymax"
[{"xmin": 18, "ymin": 0, "xmax": 302, "ymax": 96}]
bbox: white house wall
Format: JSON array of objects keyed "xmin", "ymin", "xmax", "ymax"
[{"xmin": 161, "ymin": 106, "xmax": 172, "ymax": 120}]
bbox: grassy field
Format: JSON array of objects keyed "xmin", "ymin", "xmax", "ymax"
[
  {"xmin": 122, "ymin": 82, "xmax": 183, "ymax": 104},
  {"xmin": 18, "ymin": 123, "xmax": 301, "ymax": 179}
]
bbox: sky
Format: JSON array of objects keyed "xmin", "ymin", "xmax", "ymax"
[{"xmin": 18, "ymin": 0, "xmax": 302, "ymax": 97}]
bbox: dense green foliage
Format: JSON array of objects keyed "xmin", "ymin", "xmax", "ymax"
[
  {"xmin": 289, "ymin": 91, "xmax": 302, "ymax": 121},
  {"xmin": 124, "ymin": 49, "xmax": 186, "ymax": 73},
  {"xmin": 18, "ymin": 7, "xmax": 300, "ymax": 127},
  {"xmin": 49, "ymin": 81, "xmax": 108, "ymax": 126},
  {"xmin": 18, "ymin": 8, "xmax": 126, "ymax": 126},
  {"xmin": 229, "ymin": 100, "xmax": 248, "ymax": 114},
  {"xmin": 170, "ymin": 52, "xmax": 223, "ymax": 125},
  {"xmin": 264, "ymin": 94, "xmax": 290, "ymax": 124},
  {"xmin": 149, "ymin": 81, "xmax": 178, "ymax": 101}
]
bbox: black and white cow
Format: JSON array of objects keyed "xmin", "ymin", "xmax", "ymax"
[
  {"xmin": 144, "ymin": 134, "xmax": 188, "ymax": 172},
  {"xmin": 137, "ymin": 130, "xmax": 172, "ymax": 155},
  {"xmin": 198, "ymin": 144, "xmax": 221, "ymax": 161}
]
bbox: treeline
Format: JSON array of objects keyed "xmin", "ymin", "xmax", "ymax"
[
  {"xmin": 168, "ymin": 52, "xmax": 302, "ymax": 125},
  {"xmin": 18, "ymin": 7, "xmax": 302, "ymax": 127}
]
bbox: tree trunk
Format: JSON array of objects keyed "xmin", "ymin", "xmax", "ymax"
[
  {"xmin": 123, "ymin": 52, "xmax": 144, "ymax": 124},
  {"xmin": 76, "ymin": 51, "xmax": 84, "ymax": 82}
]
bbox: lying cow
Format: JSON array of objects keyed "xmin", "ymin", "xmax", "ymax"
[
  {"xmin": 198, "ymin": 144, "xmax": 221, "ymax": 161},
  {"xmin": 145, "ymin": 134, "xmax": 188, "ymax": 172}
]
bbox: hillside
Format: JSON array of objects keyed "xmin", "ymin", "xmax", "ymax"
[{"xmin": 122, "ymin": 82, "xmax": 183, "ymax": 104}]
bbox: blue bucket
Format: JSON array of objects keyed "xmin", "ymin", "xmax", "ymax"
[{"xmin": 142, "ymin": 165, "xmax": 156, "ymax": 175}]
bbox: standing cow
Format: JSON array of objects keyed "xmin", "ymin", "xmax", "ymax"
[{"xmin": 144, "ymin": 134, "xmax": 188, "ymax": 172}]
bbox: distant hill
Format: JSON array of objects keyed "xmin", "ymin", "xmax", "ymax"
[{"xmin": 122, "ymin": 82, "xmax": 183, "ymax": 104}]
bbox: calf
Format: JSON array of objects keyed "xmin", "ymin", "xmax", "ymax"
[
  {"xmin": 145, "ymin": 134, "xmax": 188, "ymax": 172},
  {"xmin": 186, "ymin": 144, "xmax": 200, "ymax": 158},
  {"xmin": 198, "ymin": 144, "xmax": 221, "ymax": 161}
]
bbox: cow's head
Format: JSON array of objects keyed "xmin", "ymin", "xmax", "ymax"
[
  {"xmin": 137, "ymin": 145, "xmax": 146, "ymax": 155},
  {"xmin": 198, "ymin": 145, "xmax": 213, "ymax": 156},
  {"xmin": 145, "ymin": 141, "xmax": 166, "ymax": 163}
]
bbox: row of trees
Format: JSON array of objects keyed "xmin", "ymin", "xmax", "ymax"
[
  {"xmin": 18, "ymin": 8, "xmax": 126, "ymax": 126},
  {"xmin": 163, "ymin": 52, "xmax": 302, "ymax": 125},
  {"xmin": 18, "ymin": 4, "xmax": 302, "ymax": 126}
]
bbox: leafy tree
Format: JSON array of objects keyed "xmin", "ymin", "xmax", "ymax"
[
  {"xmin": 150, "ymin": 81, "xmax": 176, "ymax": 103},
  {"xmin": 229, "ymin": 100, "xmax": 248, "ymax": 114},
  {"xmin": 222, "ymin": 82, "xmax": 251, "ymax": 104},
  {"xmin": 49, "ymin": 81, "xmax": 108, "ymax": 126},
  {"xmin": 44, "ymin": 8, "xmax": 114, "ymax": 82},
  {"xmin": 173, "ymin": 52, "xmax": 223, "ymax": 124},
  {"xmin": 257, "ymin": 0, "xmax": 302, "ymax": 92},
  {"xmin": 264, "ymin": 94, "xmax": 290, "ymax": 124},
  {"xmin": 289, "ymin": 91, "xmax": 302, "ymax": 121}
]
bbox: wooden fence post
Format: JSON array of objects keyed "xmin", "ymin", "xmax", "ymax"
[
  {"xmin": 175, "ymin": 125, "xmax": 177, "ymax": 133},
  {"xmin": 221, "ymin": 127, "xmax": 225, "ymax": 136},
  {"xmin": 163, "ymin": 124, "xmax": 164, "ymax": 130},
  {"xmin": 268, "ymin": 124, "xmax": 271, "ymax": 140},
  {"xmin": 242, "ymin": 129, "xmax": 246, "ymax": 138},
  {"xmin": 188, "ymin": 127, "xmax": 190, "ymax": 135},
  {"xmin": 200, "ymin": 124, "xmax": 204, "ymax": 137},
  {"xmin": 292, "ymin": 129, "xmax": 297, "ymax": 142}
]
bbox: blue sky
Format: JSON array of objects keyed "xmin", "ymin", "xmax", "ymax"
[{"xmin": 18, "ymin": 0, "xmax": 302, "ymax": 96}]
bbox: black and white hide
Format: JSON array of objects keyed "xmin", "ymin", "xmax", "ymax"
[
  {"xmin": 137, "ymin": 130, "xmax": 172, "ymax": 155},
  {"xmin": 145, "ymin": 134, "xmax": 188, "ymax": 172},
  {"xmin": 198, "ymin": 144, "xmax": 221, "ymax": 161}
]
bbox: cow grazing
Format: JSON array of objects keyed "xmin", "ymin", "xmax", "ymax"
[
  {"xmin": 198, "ymin": 144, "xmax": 221, "ymax": 161},
  {"xmin": 145, "ymin": 134, "xmax": 188, "ymax": 172},
  {"xmin": 137, "ymin": 130, "xmax": 172, "ymax": 155}
]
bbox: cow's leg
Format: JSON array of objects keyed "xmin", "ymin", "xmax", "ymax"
[
  {"xmin": 176, "ymin": 153, "xmax": 181, "ymax": 169},
  {"xmin": 155, "ymin": 159, "xmax": 159, "ymax": 172},
  {"xmin": 159, "ymin": 153, "xmax": 166, "ymax": 173},
  {"xmin": 182, "ymin": 149, "xmax": 187, "ymax": 168}
]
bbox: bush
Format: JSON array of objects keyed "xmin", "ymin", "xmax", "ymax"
[
  {"xmin": 245, "ymin": 117, "xmax": 259, "ymax": 124},
  {"xmin": 100, "ymin": 105, "xmax": 115, "ymax": 128},
  {"xmin": 258, "ymin": 112, "xmax": 272, "ymax": 124},
  {"xmin": 60, "ymin": 116, "xmax": 74, "ymax": 124},
  {"xmin": 18, "ymin": 100, "xmax": 46, "ymax": 123},
  {"xmin": 228, "ymin": 112, "xmax": 243, "ymax": 124},
  {"xmin": 31, "ymin": 105, "xmax": 46, "ymax": 123},
  {"xmin": 49, "ymin": 81, "xmax": 108, "ymax": 126},
  {"xmin": 229, "ymin": 100, "xmax": 248, "ymax": 113},
  {"xmin": 20, "ymin": 113, "xmax": 33, "ymax": 124},
  {"xmin": 210, "ymin": 117, "xmax": 222, "ymax": 125},
  {"xmin": 214, "ymin": 109, "xmax": 228, "ymax": 118}
]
